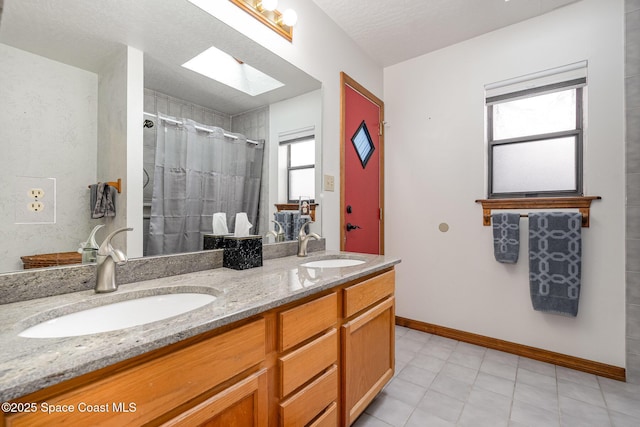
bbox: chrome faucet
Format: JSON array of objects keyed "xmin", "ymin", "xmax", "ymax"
[
  {"xmin": 297, "ymin": 220, "xmax": 321, "ymax": 257},
  {"xmin": 95, "ymin": 227, "xmax": 133, "ymax": 293}
]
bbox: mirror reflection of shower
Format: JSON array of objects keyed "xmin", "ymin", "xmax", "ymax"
[
  {"xmin": 142, "ymin": 120, "xmax": 154, "ymax": 192},
  {"xmin": 142, "ymin": 90, "xmax": 267, "ymax": 256}
]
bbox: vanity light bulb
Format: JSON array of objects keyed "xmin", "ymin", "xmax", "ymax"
[
  {"xmin": 282, "ymin": 9, "xmax": 297, "ymax": 27},
  {"xmin": 260, "ymin": 0, "xmax": 278, "ymax": 11}
]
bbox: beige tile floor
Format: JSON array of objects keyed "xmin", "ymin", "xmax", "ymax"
[{"xmin": 353, "ymin": 326, "xmax": 640, "ymax": 427}]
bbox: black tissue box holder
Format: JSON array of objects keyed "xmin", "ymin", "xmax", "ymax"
[
  {"xmin": 223, "ymin": 235, "xmax": 263, "ymax": 270},
  {"xmin": 203, "ymin": 234, "xmax": 231, "ymax": 250}
]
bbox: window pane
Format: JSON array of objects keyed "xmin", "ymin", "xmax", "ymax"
[
  {"xmin": 289, "ymin": 168, "xmax": 315, "ymax": 200},
  {"xmin": 492, "ymin": 137, "xmax": 576, "ymax": 194},
  {"xmin": 493, "ymin": 89, "xmax": 576, "ymax": 140},
  {"xmin": 290, "ymin": 139, "xmax": 315, "ymax": 167}
]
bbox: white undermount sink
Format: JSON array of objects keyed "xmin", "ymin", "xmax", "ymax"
[
  {"xmin": 19, "ymin": 293, "xmax": 217, "ymax": 338},
  {"xmin": 300, "ymin": 258, "xmax": 365, "ymax": 268}
]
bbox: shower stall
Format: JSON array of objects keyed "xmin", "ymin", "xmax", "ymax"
[{"xmin": 142, "ymin": 90, "xmax": 267, "ymax": 256}]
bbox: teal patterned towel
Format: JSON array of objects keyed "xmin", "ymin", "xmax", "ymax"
[
  {"xmin": 529, "ymin": 212, "xmax": 582, "ymax": 317},
  {"xmin": 492, "ymin": 213, "xmax": 520, "ymax": 263}
]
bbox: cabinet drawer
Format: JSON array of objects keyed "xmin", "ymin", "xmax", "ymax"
[
  {"xmin": 279, "ymin": 328, "xmax": 337, "ymax": 397},
  {"xmin": 5, "ymin": 319, "xmax": 266, "ymax": 427},
  {"xmin": 279, "ymin": 365, "xmax": 338, "ymax": 427},
  {"xmin": 309, "ymin": 401, "xmax": 337, "ymax": 427},
  {"xmin": 279, "ymin": 292, "xmax": 337, "ymax": 352},
  {"xmin": 343, "ymin": 270, "xmax": 394, "ymax": 318}
]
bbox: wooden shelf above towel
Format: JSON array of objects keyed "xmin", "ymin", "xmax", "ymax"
[{"xmin": 475, "ymin": 196, "xmax": 602, "ymax": 228}]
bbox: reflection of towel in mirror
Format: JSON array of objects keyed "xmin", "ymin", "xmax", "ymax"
[{"xmin": 90, "ymin": 183, "xmax": 117, "ymax": 218}]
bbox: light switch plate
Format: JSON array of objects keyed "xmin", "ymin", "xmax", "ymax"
[
  {"xmin": 15, "ymin": 176, "xmax": 56, "ymax": 224},
  {"xmin": 324, "ymin": 174, "xmax": 335, "ymax": 192}
]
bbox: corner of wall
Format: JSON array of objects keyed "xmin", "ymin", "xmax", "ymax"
[{"xmin": 625, "ymin": 0, "xmax": 640, "ymax": 384}]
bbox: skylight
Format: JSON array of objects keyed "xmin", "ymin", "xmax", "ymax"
[{"xmin": 182, "ymin": 46, "xmax": 284, "ymax": 96}]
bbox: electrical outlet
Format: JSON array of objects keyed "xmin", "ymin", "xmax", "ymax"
[
  {"xmin": 324, "ymin": 174, "xmax": 335, "ymax": 192},
  {"xmin": 15, "ymin": 176, "xmax": 56, "ymax": 224},
  {"xmin": 28, "ymin": 201, "xmax": 44, "ymax": 212},
  {"xmin": 28, "ymin": 188, "xmax": 45, "ymax": 198}
]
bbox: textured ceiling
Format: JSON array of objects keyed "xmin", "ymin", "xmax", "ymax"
[
  {"xmin": 311, "ymin": 0, "xmax": 582, "ymax": 67},
  {"xmin": 0, "ymin": 0, "xmax": 320, "ymax": 115},
  {"xmin": 0, "ymin": 0, "xmax": 584, "ymax": 112}
]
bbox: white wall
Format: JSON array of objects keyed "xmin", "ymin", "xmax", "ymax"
[
  {"xmin": 385, "ymin": 0, "xmax": 625, "ymax": 366},
  {"xmin": 0, "ymin": 43, "xmax": 97, "ymax": 272},
  {"xmin": 97, "ymin": 46, "xmax": 144, "ymax": 257},
  {"xmin": 199, "ymin": 0, "xmax": 383, "ymax": 250},
  {"xmin": 126, "ymin": 47, "xmax": 144, "ymax": 258},
  {"xmin": 269, "ymin": 90, "xmax": 323, "ymax": 236}
]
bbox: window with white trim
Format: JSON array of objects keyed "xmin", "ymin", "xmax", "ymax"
[
  {"xmin": 485, "ymin": 62, "xmax": 587, "ymax": 198},
  {"xmin": 279, "ymin": 132, "xmax": 315, "ymax": 203}
]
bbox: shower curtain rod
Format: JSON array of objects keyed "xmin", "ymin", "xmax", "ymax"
[{"xmin": 143, "ymin": 112, "xmax": 260, "ymax": 145}]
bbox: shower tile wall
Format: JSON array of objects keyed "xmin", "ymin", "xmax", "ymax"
[
  {"xmin": 231, "ymin": 108, "xmax": 269, "ymax": 141},
  {"xmin": 626, "ymin": 0, "xmax": 640, "ymax": 384},
  {"xmin": 142, "ymin": 89, "xmax": 231, "ymax": 254}
]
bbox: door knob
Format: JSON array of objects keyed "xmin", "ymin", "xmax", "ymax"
[{"xmin": 346, "ymin": 223, "xmax": 362, "ymax": 232}]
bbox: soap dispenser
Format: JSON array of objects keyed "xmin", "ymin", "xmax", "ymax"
[{"xmin": 78, "ymin": 224, "xmax": 105, "ymax": 263}]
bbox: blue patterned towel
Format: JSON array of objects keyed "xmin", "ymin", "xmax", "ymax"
[
  {"xmin": 492, "ymin": 213, "xmax": 520, "ymax": 263},
  {"xmin": 529, "ymin": 212, "xmax": 582, "ymax": 317}
]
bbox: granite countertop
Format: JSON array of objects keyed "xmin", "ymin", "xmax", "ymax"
[{"xmin": 0, "ymin": 251, "xmax": 400, "ymax": 402}]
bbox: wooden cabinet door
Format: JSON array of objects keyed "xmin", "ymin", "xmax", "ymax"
[
  {"xmin": 5, "ymin": 319, "xmax": 266, "ymax": 427},
  {"xmin": 162, "ymin": 369, "xmax": 268, "ymax": 427},
  {"xmin": 341, "ymin": 297, "xmax": 395, "ymax": 426}
]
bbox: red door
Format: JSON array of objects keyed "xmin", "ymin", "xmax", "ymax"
[{"xmin": 341, "ymin": 73, "xmax": 384, "ymax": 254}]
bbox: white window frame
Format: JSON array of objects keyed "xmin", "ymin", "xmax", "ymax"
[
  {"xmin": 286, "ymin": 136, "xmax": 315, "ymax": 203},
  {"xmin": 278, "ymin": 126, "xmax": 318, "ymax": 203},
  {"xmin": 485, "ymin": 62, "xmax": 587, "ymax": 199}
]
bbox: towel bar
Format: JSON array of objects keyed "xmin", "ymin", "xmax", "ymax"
[
  {"xmin": 475, "ymin": 196, "xmax": 601, "ymax": 228},
  {"xmin": 88, "ymin": 178, "xmax": 122, "ymax": 193}
]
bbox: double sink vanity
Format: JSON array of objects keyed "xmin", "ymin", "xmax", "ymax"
[{"xmin": 0, "ymin": 243, "xmax": 399, "ymax": 426}]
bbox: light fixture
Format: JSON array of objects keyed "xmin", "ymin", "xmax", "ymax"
[
  {"xmin": 258, "ymin": 0, "xmax": 278, "ymax": 11},
  {"xmin": 281, "ymin": 9, "xmax": 297, "ymax": 27},
  {"xmin": 229, "ymin": 0, "xmax": 296, "ymax": 42}
]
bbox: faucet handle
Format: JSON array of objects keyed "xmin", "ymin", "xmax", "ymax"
[
  {"xmin": 98, "ymin": 227, "xmax": 133, "ymax": 255},
  {"xmin": 112, "ymin": 248, "xmax": 127, "ymax": 264},
  {"xmin": 272, "ymin": 220, "xmax": 285, "ymax": 235},
  {"xmin": 299, "ymin": 220, "xmax": 314, "ymax": 238}
]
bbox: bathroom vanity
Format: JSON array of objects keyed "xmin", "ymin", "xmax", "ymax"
[{"xmin": 0, "ymin": 251, "xmax": 399, "ymax": 426}]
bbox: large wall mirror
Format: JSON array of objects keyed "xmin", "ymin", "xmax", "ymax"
[{"xmin": 0, "ymin": 0, "xmax": 322, "ymax": 274}]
